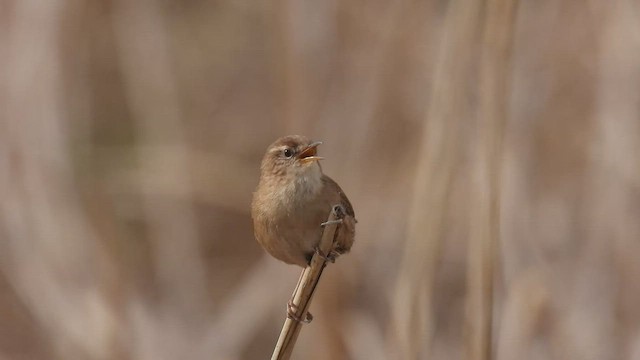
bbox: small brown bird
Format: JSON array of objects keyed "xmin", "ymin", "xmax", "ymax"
[{"xmin": 251, "ymin": 135, "xmax": 356, "ymax": 268}]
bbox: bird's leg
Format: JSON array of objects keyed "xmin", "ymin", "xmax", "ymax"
[
  {"xmin": 321, "ymin": 204, "xmax": 347, "ymax": 227},
  {"xmin": 318, "ymin": 204, "xmax": 349, "ymax": 261},
  {"xmin": 326, "ymin": 249, "xmax": 343, "ymax": 262},
  {"xmin": 314, "ymin": 246, "xmax": 336, "ymax": 263},
  {"xmin": 287, "ymin": 300, "xmax": 313, "ymax": 323}
]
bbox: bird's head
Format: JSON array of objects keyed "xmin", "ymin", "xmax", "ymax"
[{"xmin": 260, "ymin": 135, "xmax": 323, "ymax": 182}]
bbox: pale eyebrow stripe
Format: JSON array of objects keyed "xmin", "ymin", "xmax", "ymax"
[{"xmin": 271, "ymin": 146, "xmax": 289, "ymax": 154}]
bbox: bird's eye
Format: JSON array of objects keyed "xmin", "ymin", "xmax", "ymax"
[{"xmin": 283, "ymin": 148, "xmax": 293, "ymax": 158}]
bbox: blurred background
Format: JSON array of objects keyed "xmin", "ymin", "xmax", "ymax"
[{"xmin": 1, "ymin": 0, "xmax": 640, "ymax": 359}]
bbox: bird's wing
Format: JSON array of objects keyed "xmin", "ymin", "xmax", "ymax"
[{"xmin": 322, "ymin": 175, "xmax": 355, "ymax": 218}]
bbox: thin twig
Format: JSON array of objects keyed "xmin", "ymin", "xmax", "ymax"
[{"xmin": 271, "ymin": 207, "xmax": 342, "ymax": 360}]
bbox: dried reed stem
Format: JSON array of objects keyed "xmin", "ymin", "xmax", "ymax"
[
  {"xmin": 466, "ymin": 0, "xmax": 518, "ymax": 359},
  {"xmin": 391, "ymin": 0, "xmax": 481, "ymax": 356},
  {"xmin": 271, "ymin": 207, "xmax": 342, "ymax": 360}
]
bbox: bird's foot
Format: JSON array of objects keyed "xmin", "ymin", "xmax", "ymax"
[
  {"xmin": 321, "ymin": 219, "xmax": 343, "ymax": 227},
  {"xmin": 314, "ymin": 246, "xmax": 341, "ymax": 263},
  {"xmin": 287, "ymin": 300, "xmax": 313, "ymax": 323},
  {"xmin": 321, "ymin": 205, "xmax": 346, "ymax": 227},
  {"xmin": 327, "ymin": 249, "xmax": 341, "ymax": 262},
  {"xmin": 333, "ymin": 204, "xmax": 347, "ymax": 218}
]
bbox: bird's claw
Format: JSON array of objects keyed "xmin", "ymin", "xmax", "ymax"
[
  {"xmin": 287, "ymin": 300, "xmax": 313, "ymax": 323},
  {"xmin": 332, "ymin": 204, "xmax": 347, "ymax": 218},
  {"xmin": 321, "ymin": 204, "xmax": 346, "ymax": 227},
  {"xmin": 321, "ymin": 219, "xmax": 343, "ymax": 227},
  {"xmin": 314, "ymin": 246, "xmax": 341, "ymax": 263},
  {"xmin": 328, "ymin": 250, "xmax": 341, "ymax": 262}
]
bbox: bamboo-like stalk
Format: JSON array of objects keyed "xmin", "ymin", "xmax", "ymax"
[{"xmin": 271, "ymin": 207, "xmax": 342, "ymax": 360}]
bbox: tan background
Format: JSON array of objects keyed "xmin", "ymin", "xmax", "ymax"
[{"xmin": 1, "ymin": 1, "xmax": 639, "ymax": 359}]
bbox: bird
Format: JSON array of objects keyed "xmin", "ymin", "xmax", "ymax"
[{"xmin": 251, "ymin": 135, "xmax": 356, "ymax": 268}]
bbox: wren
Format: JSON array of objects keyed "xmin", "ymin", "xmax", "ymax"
[{"xmin": 251, "ymin": 135, "xmax": 356, "ymax": 268}]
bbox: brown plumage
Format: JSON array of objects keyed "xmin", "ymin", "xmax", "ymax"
[{"xmin": 251, "ymin": 135, "xmax": 356, "ymax": 267}]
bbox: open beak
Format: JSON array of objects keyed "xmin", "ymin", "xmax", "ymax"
[{"xmin": 297, "ymin": 141, "xmax": 324, "ymax": 163}]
